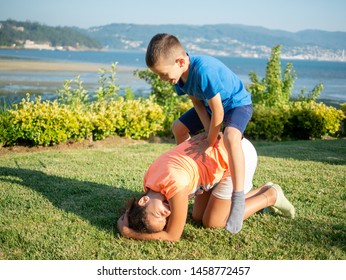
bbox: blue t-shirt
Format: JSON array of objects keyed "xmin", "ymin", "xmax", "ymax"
[{"xmin": 175, "ymin": 55, "xmax": 252, "ymax": 112}]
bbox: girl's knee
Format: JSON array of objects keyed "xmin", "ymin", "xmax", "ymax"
[
  {"xmin": 202, "ymin": 214, "xmax": 227, "ymax": 229},
  {"xmin": 202, "ymin": 218, "xmax": 226, "ymax": 229}
]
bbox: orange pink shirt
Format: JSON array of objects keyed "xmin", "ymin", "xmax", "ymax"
[{"xmin": 143, "ymin": 136, "xmax": 229, "ymax": 200}]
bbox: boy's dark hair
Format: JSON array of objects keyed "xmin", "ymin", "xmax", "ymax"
[
  {"xmin": 127, "ymin": 196, "xmax": 159, "ymax": 233},
  {"xmin": 145, "ymin": 33, "xmax": 184, "ymax": 68}
]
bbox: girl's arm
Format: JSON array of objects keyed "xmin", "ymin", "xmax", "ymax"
[{"xmin": 118, "ymin": 188, "xmax": 189, "ymax": 242}]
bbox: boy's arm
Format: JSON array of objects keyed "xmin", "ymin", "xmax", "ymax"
[
  {"xmin": 185, "ymin": 94, "xmax": 223, "ymax": 160},
  {"xmin": 189, "ymin": 94, "xmax": 223, "ymax": 147},
  {"xmin": 118, "ymin": 189, "xmax": 189, "ymax": 242},
  {"xmin": 207, "ymin": 93, "xmax": 224, "ymax": 147},
  {"xmin": 189, "ymin": 95, "xmax": 211, "ymax": 130}
]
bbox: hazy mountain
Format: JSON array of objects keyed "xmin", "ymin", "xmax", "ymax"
[
  {"xmin": 1, "ymin": 20, "xmax": 345, "ymax": 61},
  {"xmin": 82, "ymin": 23, "xmax": 346, "ymax": 61}
]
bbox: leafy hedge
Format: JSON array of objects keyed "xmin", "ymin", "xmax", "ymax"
[
  {"xmin": 245, "ymin": 102, "xmax": 345, "ymax": 141},
  {"xmin": 245, "ymin": 104, "xmax": 289, "ymax": 141},
  {"xmin": 0, "ymin": 95, "xmax": 164, "ymax": 146},
  {"xmin": 285, "ymin": 101, "xmax": 344, "ymax": 139},
  {"xmin": 91, "ymin": 97, "xmax": 164, "ymax": 140}
]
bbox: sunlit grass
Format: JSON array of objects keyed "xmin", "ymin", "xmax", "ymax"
[{"xmin": 0, "ymin": 138, "xmax": 345, "ymax": 260}]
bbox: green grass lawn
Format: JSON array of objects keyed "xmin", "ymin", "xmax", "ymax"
[{"xmin": 0, "ymin": 137, "xmax": 345, "ymax": 260}]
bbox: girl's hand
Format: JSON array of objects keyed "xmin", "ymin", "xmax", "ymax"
[{"xmin": 117, "ymin": 212, "xmax": 129, "ymax": 236}]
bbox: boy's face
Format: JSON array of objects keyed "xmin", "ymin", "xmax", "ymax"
[{"xmin": 150, "ymin": 56, "xmax": 187, "ymax": 85}]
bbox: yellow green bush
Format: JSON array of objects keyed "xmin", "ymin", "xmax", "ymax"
[
  {"xmin": 0, "ymin": 94, "xmax": 164, "ymax": 146},
  {"xmin": 245, "ymin": 104, "xmax": 289, "ymax": 141},
  {"xmin": 284, "ymin": 101, "xmax": 345, "ymax": 139},
  {"xmin": 245, "ymin": 101, "xmax": 344, "ymax": 141},
  {"xmin": 0, "ymin": 95, "xmax": 92, "ymax": 146},
  {"xmin": 91, "ymin": 97, "xmax": 164, "ymax": 140}
]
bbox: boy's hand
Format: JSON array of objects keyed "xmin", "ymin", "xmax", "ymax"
[
  {"xmin": 189, "ymin": 131, "xmax": 208, "ymax": 144},
  {"xmin": 184, "ymin": 139, "xmax": 211, "ymax": 161},
  {"xmin": 185, "ymin": 132, "xmax": 221, "ymax": 161}
]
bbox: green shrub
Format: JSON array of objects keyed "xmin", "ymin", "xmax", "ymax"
[
  {"xmin": 158, "ymin": 98, "xmax": 192, "ymax": 137},
  {"xmin": 245, "ymin": 104, "xmax": 289, "ymax": 141},
  {"xmin": 284, "ymin": 101, "xmax": 345, "ymax": 139},
  {"xmin": 246, "ymin": 44, "xmax": 343, "ymax": 141},
  {"xmin": 134, "ymin": 69, "xmax": 176, "ymax": 106},
  {"xmin": 0, "ymin": 110, "xmax": 19, "ymax": 146},
  {"xmin": 117, "ymin": 97, "xmax": 164, "ymax": 139},
  {"xmin": 245, "ymin": 101, "xmax": 344, "ymax": 141},
  {"xmin": 340, "ymin": 103, "xmax": 346, "ymax": 115},
  {"xmin": 57, "ymin": 75, "xmax": 90, "ymax": 107},
  {"xmin": 1, "ymin": 95, "xmax": 93, "ymax": 146},
  {"xmin": 90, "ymin": 100, "xmax": 120, "ymax": 140},
  {"xmin": 91, "ymin": 97, "xmax": 164, "ymax": 140},
  {"xmin": 1, "ymin": 60, "xmax": 343, "ymax": 147},
  {"xmin": 0, "ymin": 94, "xmax": 165, "ymax": 146}
]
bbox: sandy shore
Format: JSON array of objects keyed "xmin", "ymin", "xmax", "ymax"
[{"xmin": 0, "ymin": 58, "xmax": 137, "ymax": 72}]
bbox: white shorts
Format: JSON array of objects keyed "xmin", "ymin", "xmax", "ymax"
[{"xmin": 211, "ymin": 138, "xmax": 258, "ymax": 200}]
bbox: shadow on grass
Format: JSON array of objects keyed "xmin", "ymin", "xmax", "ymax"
[
  {"xmin": 253, "ymin": 139, "xmax": 346, "ymax": 165},
  {"xmin": 0, "ymin": 167, "xmax": 141, "ymax": 234},
  {"xmin": 282, "ymin": 217, "xmax": 346, "ymax": 258}
]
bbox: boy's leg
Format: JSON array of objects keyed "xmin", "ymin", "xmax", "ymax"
[
  {"xmin": 224, "ymin": 126, "xmax": 245, "ymax": 234},
  {"xmin": 172, "ymin": 108, "xmax": 205, "ymax": 144},
  {"xmin": 223, "ymin": 105, "xmax": 253, "ymax": 234},
  {"xmin": 172, "ymin": 119, "xmax": 190, "ymax": 144}
]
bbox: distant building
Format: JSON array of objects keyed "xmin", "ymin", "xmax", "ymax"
[
  {"xmin": 12, "ymin": 26, "xmax": 25, "ymax": 32},
  {"xmin": 24, "ymin": 40, "xmax": 54, "ymax": 50}
]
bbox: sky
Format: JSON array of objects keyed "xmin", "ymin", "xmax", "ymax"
[{"xmin": 1, "ymin": 0, "xmax": 345, "ymax": 32}]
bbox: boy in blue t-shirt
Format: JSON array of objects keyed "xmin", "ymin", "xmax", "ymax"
[{"xmin": 145, "ymin": 33, "xmax": 253, "ymax": 234}]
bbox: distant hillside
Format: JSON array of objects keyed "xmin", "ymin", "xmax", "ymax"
[
  {"xmin": 0, "ymin": 19, "xmax": 102, "ymax": 50},
  {"xmin": 82, "ymin": 23, "xmax": 346, "ymax": 61},
  {"xmin": 1, "ymin": 20, "xmax": 345, "ymax": 61}
]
